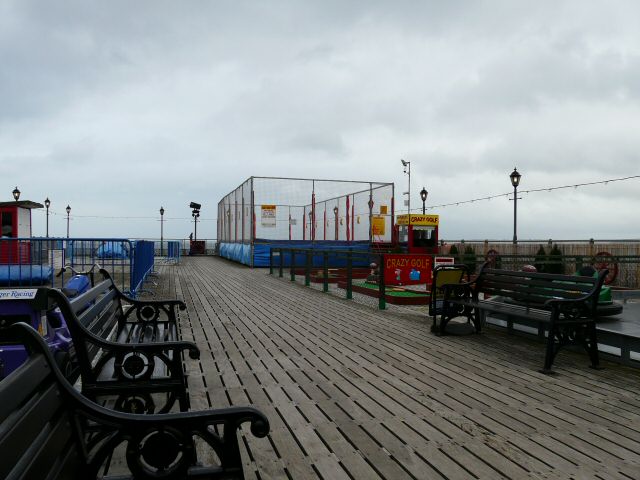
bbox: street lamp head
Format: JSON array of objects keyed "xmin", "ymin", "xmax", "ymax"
[
  {"xmin": 66, "ymin": 205, "xmax": 71, "ymax": 215},
  {"xmin": 44, "ymin": 197, "xmax": 51, "ymax": 208},
  {"xmin": 420, "ymin": 187, "xmax": 428, "ymax": 202},
  {"xmin": 160, "ymin": 206, "xmax": 165, "ymax": 216},
  {"xmin": 401, "ymin": 159, "xmax": 408, "ymax": 167},
  {"xmin": 510, "ymin": 167, "xmax": 522, "ymax": 188},
  {"xmin": 12, "ymin": 186, "xmax": 20, "ymax": 201}
]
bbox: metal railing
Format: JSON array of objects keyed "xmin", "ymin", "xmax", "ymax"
[
  {"xmin": 269, "ymin": 247, "xmax": 640, "ymax": 310},
  {"xmin": 0, "ymin": 238, "xmax": 155, "ymax": 297},
  {"xmin": 269, "ymin": 247, "xmax": 393, "ymax": 309}
]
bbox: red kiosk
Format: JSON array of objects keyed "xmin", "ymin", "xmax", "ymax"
[
  {"xmin": 396, "ymin": 213, "xmax": 439, "ymax": 254},
  {"xmin": 0, "ymin": 200, "xmax": 43, "ymax": 263},
  {"xmin": 381, "ymin": 214, "xmax": 440, "ymax": 287}
]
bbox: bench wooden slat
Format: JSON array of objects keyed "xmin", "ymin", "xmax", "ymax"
[{"xmin": 69, "ymin": 279, "xmax": 113, "ymax": 315}]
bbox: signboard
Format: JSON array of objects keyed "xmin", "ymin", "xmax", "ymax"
[
  {"xmin": 383, "ymin": 254, "xmax": 432, "ymax": 286},
  {"xmin": 380, "ymin": 205, "xmax": 388, "ymax": 215},
  {"xmin": 0, "ymin": 289, "xmax": 38, "ymax": 300},
  {"xmin": 371, "ymin": 216, "xmax": 385, "ymax": 236},
  {"xmin": 396, "ymin": 214, "xmax": 439, "ymax": 226},
  {"xmin": 261, "ymin": 205, "xmax": 276, "ymax": 227},
  {"xmin": 434, "ymin": 256, "xmax": 455, "ymax": 267}
]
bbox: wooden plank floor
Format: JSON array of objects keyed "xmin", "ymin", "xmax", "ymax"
[{"xmin": 155, "ymin": 257, "xmax": 640, "ymax": 479}]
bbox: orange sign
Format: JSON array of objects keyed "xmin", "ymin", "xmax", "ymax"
[{"xmin": 371, "ymin": 216, "xmax": 385, "ymax": 236}]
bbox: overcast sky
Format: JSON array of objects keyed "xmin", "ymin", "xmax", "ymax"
[{"xmin": 2, "ymin": 0, "xmax": 639, "ymax": 241}]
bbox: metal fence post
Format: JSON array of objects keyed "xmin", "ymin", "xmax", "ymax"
[
  {"xmin": 290, "ymin": 249, "xmax": 296, "ymax": 282},
  {"xmin": 346, "ymin": 251, "xmax": 353, "ymax": 299},
  {"xmin": 269, "ymin": 248, "xmax": 274, "ymax": 275},
  {"xmin": 378, "ymin": 253, "xmax": 386, "ymax": 310},
  {"xmin": 305, "ymin": 250, "xmax": 311, "ymax": 287},
  {"xmin": 279, "ymin": 248, "xmax": 284, "ymax": 278},
  {"xmin": 323, "ymin": 252, "xmax": 329, "ymax": 292}
]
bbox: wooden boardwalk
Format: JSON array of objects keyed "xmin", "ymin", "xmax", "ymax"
[{"xmin": 156, "ymin": 256, "xmax": 640, "ymax": 479}]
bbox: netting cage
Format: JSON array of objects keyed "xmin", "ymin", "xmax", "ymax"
[{"xmin": 217, "ymin": 177, "xmax": 394, "ymax": 266}]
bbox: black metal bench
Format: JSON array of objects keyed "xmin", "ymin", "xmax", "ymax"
[
  {"xmin": 437, "ymin": 263, "xmax": 608, "ymax": 373},
  {"xmin": 0, "ymin": 322, "xmax": 269, "ymax": 480},
  {"xmin": 54, "ymin": 266, "xmax": 199, "ymax": 413}
]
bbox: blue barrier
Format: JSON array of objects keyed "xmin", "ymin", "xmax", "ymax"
[
  {"xmin": 130, "ymin": 240, "xmax": 155, "ymax": 296},
  {"xmin": 167, "ymin": 241, "xmax": 181, "ymax": 263},
  {"xmin": 217, "ymin": 240, "xmax": 372, "ymax": 267},
  {"xmin": 0, "ymin": 238, "xmax": 148, "ymax": 295}
]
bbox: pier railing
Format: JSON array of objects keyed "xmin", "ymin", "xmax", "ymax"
[
  {"xmin": 0, "ymin": 238, "xmax": 155, "ymax": 297},
  {"xmin": 269, "ymin": 247, "xmax": 640, "ymax": 310}
]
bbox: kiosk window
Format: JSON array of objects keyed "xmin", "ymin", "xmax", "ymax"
[
  {"xmin": 412, "ymin": 226, "xmax": 435, "ymax": 247},
  {"xmin": 1, "ymin": 212, "xmax": 13, "ymax": 238},
  {"xmin": 398, "ymin": 225, "xmax": 408, "ymax": 243}
]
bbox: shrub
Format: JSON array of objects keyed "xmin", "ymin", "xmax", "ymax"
[
  {"xmin": 547, "ymin": 244, "xmax": 564, "ymax": 274},
  {"xmin": 463, "ymin": 245, "xmax": 477, "ymax": 273},
  {"xmin": 534, "ymin": 245, "xmax": 546, "ymax": 273},
  {"xmin": 449, "ymin": 244, "xmax": 459, "ymax": 262}
]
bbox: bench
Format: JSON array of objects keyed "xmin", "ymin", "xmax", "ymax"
[
  {"xmin": 25, "ymin": 266, "xmax": 199, "ymax": 413},
  {"xmin": 0, "ymin": 322, "xmax": 269, "ymax": 480},
  {"xmin": 437, "ymin": 263, "xmax": 608, "ymax": 373}
]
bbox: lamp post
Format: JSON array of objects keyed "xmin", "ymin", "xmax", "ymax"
[
  {"xmin": 420, "ymin": 187, "xmax": 428, "ymax": 214},
  {"xmin": 44, "ymin": 198, "xmax": 51, "ymax": 237},
  {"xmin": 190, "ymin": 202, "xmax": 201, "ymax": 241},
  {"xmin": 333, "ymin": 206, "xmax": 339, "ymax": 241},
  {"xmin": 401, "ymin": 159, "xmax": 411, "ymax": 224},
  {"xmin": 12, "ymin": 186, "xmax": 20, "ymax": 201},
  {"xmin": 509, "ymin": 167, "xmax": 522, "ymax": 244},
  {"xmin": 160, "ymin": 206, "xmax": 165, "ymax": 257},
  {"xmin": 66, "ymin": 205, "xmax": 71, "ymax": 238}
]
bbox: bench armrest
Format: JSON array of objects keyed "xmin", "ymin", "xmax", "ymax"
[
  {"xmin": 122, "ymin": 296, "xmax": 187, "ymax": 311},
  {"xmin": 98, "ymin": 266, "xmax": 187, "ymax": 313},
  {"xmin": 83, "ymin": 331, "xmax": 200, "ymax": 359},
  {"xmin": 441, "ymin": 280, "xmax": 475, "ymax": 298}
]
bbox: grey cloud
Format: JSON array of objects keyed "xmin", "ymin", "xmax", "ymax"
[{"xmin": 2, "ymin": 0, "xmax": 640, "ymax": 239}]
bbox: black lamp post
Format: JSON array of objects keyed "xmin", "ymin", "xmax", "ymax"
[
  {"xmin": 333, "ymin": 206, "xmax": 339, "ymax": 241},
  {"xmin": 12, "ymin": 186, "xmax": 20, "ymax": 201},
  {"xmin": 66, "ymin": 205, "xmax": 71, "ymax": 238},
  {"xmin": 44, "ymin": 197, "xmax": 51, "ymax": 237},
  {"xmin": 190, "ymin": 202, "xmax": 201, "ymax": 241},
  {"xmin": 510, "ymin": 167, "xmax": 522, "ymax": 244},
  {"xmin": 160, "ymin": 206, "xmax": 165, "ymax": 256},
  {"xmin": 420, "ymin": 187, "xmax": 428, "ymax": 214}
]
